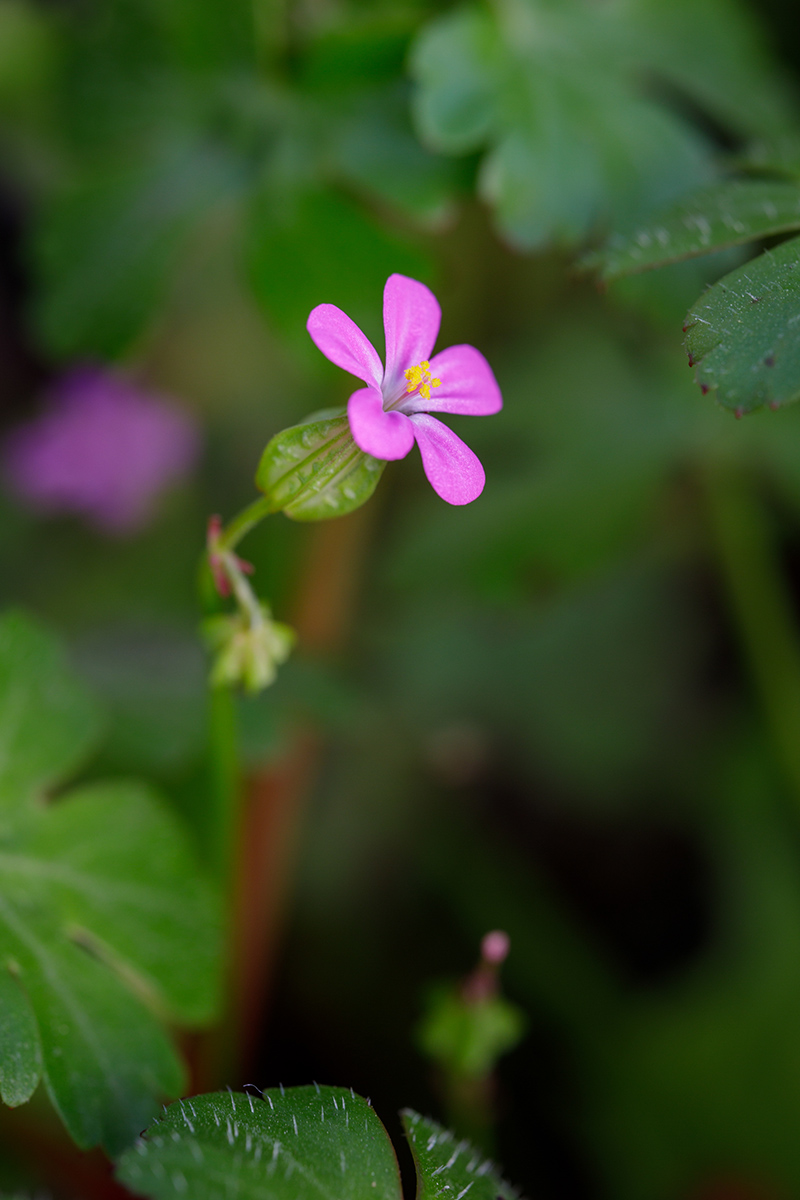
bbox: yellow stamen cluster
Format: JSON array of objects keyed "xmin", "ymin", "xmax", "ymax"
[{"xmin": 404, "ymin": 360, "xmax": 441, "ymax": 402}]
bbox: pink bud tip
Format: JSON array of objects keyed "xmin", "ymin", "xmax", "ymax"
[{"xmin": 481, "ymin": 930, "xmax": 510, "ymax": 965}]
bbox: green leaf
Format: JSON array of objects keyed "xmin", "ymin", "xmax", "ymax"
[
  {"xmin": 0, "ymin": 611, "xmax": 99, "ymax": 814},
  {"xmin": 256, "ymin": 412, "xmax": 386, "ymax": 522},
  {"xmin": 410, "ymin": 0, "xmax": 795, "ymax": 249},
  {"xmin": 331, "ymin": 85, "xmax": 458, "ymax": 228},
  {"xmin": 116, "ymin": 1086, "xmax": 404, "ymax": 1200},
  {"xmin": 401, "ymin": 1110, "xmax": 518, "ymax": 1200},
  {"xmin": 0, "ymin": 968, "xmax": 41, "ymax": 1106},
  {"xmin": 685, "ymin": 235, "xmax": 800, "ymax": 414},
  {"xmin": 0, "ymin": 778, "xmax": 221, "ymax": 1152},
  {"xmin": 0, "ymin": 610, "xmax": 221, "ymax": 1151},
  {"xmin": 410, "ymin": 8, "xmax": 501, "ymax": 155},
  {"xmin": 588, "ymin": 180, "xmax": 800, "ymax": 279}
]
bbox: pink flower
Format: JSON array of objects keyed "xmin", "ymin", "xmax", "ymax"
[
  {"xmin": 306, "ymin": 274, "xmax": 502, "ymax": 505},
  {"xmin": 2, "ymin": 367, "xmax": 200, "ymax": 534}
]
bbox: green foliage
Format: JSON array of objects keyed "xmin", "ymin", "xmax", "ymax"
[
  {"xmin": 25, "ymin": 3, "xmax": 436, "ymax": 360},
  {"xmin": 0, "ymin": 969, "xmax": 41, "ymax": 1106},
  {"xmin": 116, "ymin": 1087, "xmax": 522, "ymax": 1200},
  {"xmin": 401, "ymin": 1110, "xmax": 518, "ymax": 1200},
  {"xmin": 685, "ymin": 234, "xmax": 800, "ymax": 413},
  {"xmin": 0, "ymin": 611, "xmax": 99, "ymax": 814},
  {"xmin": 256, "ymin": 411, "xmax": 386, "ymax": 521},
  {"xmin": 0, "ymin": 612, "xmax": 221, "ymax": 1154},
  {"xmin": 0, "ymin": 0, "xmax": 56, "ymax": 115},
  {"xmin": 587, "ymin": 179, "xmax": 800, "ymax": 279},
  {"xmin": 117, "ymin": 1086, "xmax": 404, "ymax": 1200},
  {"xmin": 410, "ymin": 0, "xmax": 793, "ymax": 249}
]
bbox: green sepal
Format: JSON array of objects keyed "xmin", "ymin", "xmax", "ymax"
[{"xmin": 255, "ymin": 411, "xmax": 386, "ymax": 521}]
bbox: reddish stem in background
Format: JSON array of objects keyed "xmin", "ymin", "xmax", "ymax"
[{"xmin": 227, "ymin": 501, "xmax": 376, "ymax": 1081}]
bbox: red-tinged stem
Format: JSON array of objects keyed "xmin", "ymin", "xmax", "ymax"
[{"xmin": 227, "ymin": 502, "xmax": 377, "ymax": 1079}]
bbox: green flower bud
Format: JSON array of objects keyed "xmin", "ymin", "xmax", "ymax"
[{"xmin": 203, "ymin": 605, "xmax": 295, "ymax": 694}]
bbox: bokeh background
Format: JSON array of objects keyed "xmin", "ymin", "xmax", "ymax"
[{"xmin": 4, "ymin": 0, "xmax": 800, "ymax": 1197}]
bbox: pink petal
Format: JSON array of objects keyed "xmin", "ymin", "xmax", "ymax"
[
  {"xmin": 409, "ymin": 413, "xmax": 485, "ymax": 505},
  {"xmin": 307, "ymin": 304, "xmax": 383, "ymax": 387},
  {"xmin": 383, "ymin": 274, "xmax": 441, "ymax": 392},
  {"xmin": 348, "ymin": 387, "xmax": 415, "ymax": 461},
  {"xmin": 401, "ymin": 344, "xmax": 502, "ymax": 416}
]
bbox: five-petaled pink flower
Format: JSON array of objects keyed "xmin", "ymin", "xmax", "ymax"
[{"xmin": 307, "ymin": 274, "xmax": 502, "ymax": 505}]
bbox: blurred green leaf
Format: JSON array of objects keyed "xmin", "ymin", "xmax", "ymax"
[
  {"xmin": 0, "ymin": 611, "xmax": 220, "ymax": 1152},
  {"xmin": 410, "ymin": 0, "xmax": 796, "ymax": 248},
  {"xmin": 685, "ymin": 235, "xmax": 800, "ymax": 413},
  {"xmin": 401, "ymin": 1110, "xmax": 518, "ymax": 1200},
  {"xmin": 256, "ymin": 411, "xmax": 385, "ymax": 521},
  {"xmin": 410, "ymin": 8, "xmax": 501, "ymax": 156},
  {"xmin": 117, "ymin": 1086, "xmax": 403, "ymax": 1200},
  {"xmin": 0, "ymin": 611, "xmax": 99, "ymax": 814},
  {"xmin": 589, "ymin": 180, "xmax": 800, "ymax": 279},
  {"xmin": 0, "ymin": 778, "xmax": 221, "ymax": 1152},
  {"xmin": 0, "ymin": 969, "xmax": 41, "ymax": 1106},
  {"xmin": 73, "ymin": 626, "xmax": 207, "ymax": 775},
  {"xmin": 331, "ymin": 84, "xmax": 458, "ymax": 228},
  {"xmin": 30, "ymin": 136, "xmax": 240, "ymax": 358},
  {"xmin": 0, "ymin": 0, "xmax": 56, "ymax": 114}
]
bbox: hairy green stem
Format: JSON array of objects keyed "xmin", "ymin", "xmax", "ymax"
[{"xmin": 706, "ymin": 463, "xmax": 800, "ymax": 800}]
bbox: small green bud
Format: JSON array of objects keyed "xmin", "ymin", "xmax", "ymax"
[
  {"xmin": 416, "ymin": 930, "xmax": 525, "ymax": 1080},
  {"xmin": 417, "ymin": 985, "xmax": 525, "ymax": 1080},
  {"xmin": 255, "ymin": 409, "xmax": 385, "ymax": 521},
  {"xmin": 203, "ymin": 606, "xmax": 295, "ymax": 694}
]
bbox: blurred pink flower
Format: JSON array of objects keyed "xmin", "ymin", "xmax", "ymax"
[
  {"xmin": 2, "ymin": 367, "xmax": 200, "ymax": 534},
  {"xmin": 307, "ymin": 274, "xmax": 502, "ymax": 505}
]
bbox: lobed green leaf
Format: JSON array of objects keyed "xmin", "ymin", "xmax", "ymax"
[
  {"xmin": 588, "ymin": 180, "xmax": 800, "ymax": 279},
  {"xmin": 117, "ymin": 1086, "xmax": 404, "ymax": 1200},
  {"xmin": 0, "ymin": 778, "xmax": 221, "ymax": 1152},
  {"xmin": 256, "ymin": 412, "xmax": 385, "ymax": 522},
  {"xmin": 684, "ymin": 235, "xmax": 800, "ymax": 414},
  {"xmin": 0, "ymin": 612, "xmax": 222, "ymax": 1153},
  {"xmin": 409, "ymin": 0, "xmax": 795, "ymax": 250}
]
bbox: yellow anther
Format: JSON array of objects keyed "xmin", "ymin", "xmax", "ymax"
[{"xmin": 404, "ymin": 360, "xmax": 439, "ymax": 397}]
